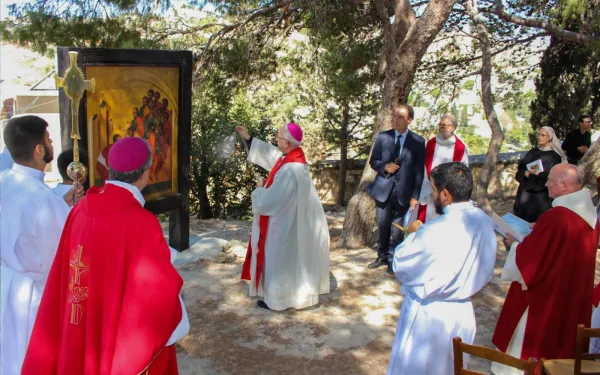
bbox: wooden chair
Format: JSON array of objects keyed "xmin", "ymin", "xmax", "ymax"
[
  {"xmin": 453, "ymin": 337, "xmax": 537, "ymax": 375},
  {"xmin": 540, "ymin": 324, "xmax": 600, "ymax": 375}
]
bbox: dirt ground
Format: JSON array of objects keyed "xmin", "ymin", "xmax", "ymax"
[{"xmin": 172, "ymin": 198, "xmax": 599, "ymax": 375}]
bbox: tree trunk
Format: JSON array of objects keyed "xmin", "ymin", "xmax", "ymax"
[
  {"xmin": 192, "ymin": 155, "xmax": 214, "ymax": 219},
  {"xmin": 336, "ymin": 103, "xmax": 350, "ymax": 207},
  {"xmin": 466, "ymin": 0, "xmax": 504, "ymax": 214},
  {"xmin": 337, "ymin": 0, "xmax": 458, "ymax": 248}
]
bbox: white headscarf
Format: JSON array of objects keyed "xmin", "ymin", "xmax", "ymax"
[{"xmin": 539, "ymin": 126, "xmax": 567, "ymax": 163}]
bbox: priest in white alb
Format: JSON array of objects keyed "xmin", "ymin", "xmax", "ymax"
[
  {"xmin": 388, "ymin": 162, "xmax": 497, "ymax": 375},
  {"xmin": 235, "ymin": 123, "xmax": 330, "ymax": 311},
  {"xmin": 415, "ymin": 113, "xmax": 468, "ymax": 223},
  {"xmin": 1, "ymin": 116, "xmax": 80, "ymax": 375}
]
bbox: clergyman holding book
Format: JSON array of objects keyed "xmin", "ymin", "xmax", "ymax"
[{"xmin": 512, "ymin": 126, "xmax": 566, "ymax": 223}]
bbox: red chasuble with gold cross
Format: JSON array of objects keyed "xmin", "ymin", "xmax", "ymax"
[{"xmin": 21, "ymin": 184, "xmax": 182, "ymax": 375}]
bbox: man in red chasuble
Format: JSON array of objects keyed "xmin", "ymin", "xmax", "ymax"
[
  {"xmin": 491, "ymin": 163, "xmax": 599, "ymax": 374},
  {"xmin": 22, "ymin": 137, "xmax": 187, "ymax": 375}
]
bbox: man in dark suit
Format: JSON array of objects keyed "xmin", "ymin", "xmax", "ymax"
[{"xmin": 367, "ymin": 104, "xmax": 426, "ymax": 274}]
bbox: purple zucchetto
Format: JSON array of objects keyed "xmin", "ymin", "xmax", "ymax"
[
  {"xmin": 287, "ymin": 123, "xmax": 303, "ymax": 143},
  {"xmin": 108, "ymin": 137, "xmax": 150, "ymax": 173}
]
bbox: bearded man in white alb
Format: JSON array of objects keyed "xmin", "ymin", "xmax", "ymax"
[
  {"xmin": 388, "ymin": 162, "xmax": 496, "ymax": 375},
  {"xmin": 1, "ymin": 115, "xmax": 81, "ymax": 375},
  {"xmin": 235, "ymin": 123, "xmax": 330, "ymax": 311}
]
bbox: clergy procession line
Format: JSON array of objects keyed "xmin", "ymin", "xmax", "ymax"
[{"xmin": 0, "ymin": 111, "xmax": 598, "ymax": 375}]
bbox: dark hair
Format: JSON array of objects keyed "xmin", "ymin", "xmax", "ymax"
[
  {"xmin": 397, "ymin": 104, "xmax": 415, "ymax": 120},
  {"xmin": 57, "ymin": 149, "xmax": 89, "ymax": 181},
  {"xmin": 3, "ymin": 115, "xmax": 48, "ymax": 162},
  {"xmin": 112, "ymin": 134, "xmax": 121, "ymax": 143},
  {"xmin": 430, "ymin": 162, "xmax": 473, "ymax": 202},
  {"xmin": 108, "ymin": 139, "xmax": 153, "ymax": 183},
  {"xmin": 579, "ymin": 114, "xmax": 592, "ymax": 123}
]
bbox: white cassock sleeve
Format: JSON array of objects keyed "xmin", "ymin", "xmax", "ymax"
[
  {"xmin": 34, "ymin": 195, "xmax": 71, "ymax": 273},
  {"xmin": 247, "ymin": 138, "xmax": 282, "ymax": 172},
  {"xmin": 501, "ymin": 241, "xmax": 527, "ymax": 289},
  {"xmin": 167, "ymin": 246, "xmax": 190, "ymax": 346},
  {"xmin": 251, "ymin": 167, "xmax": 297, "ymax": 216},
  {"xmin": 392, "ymin": 231, "xmax": 435, "ymax": 288}
]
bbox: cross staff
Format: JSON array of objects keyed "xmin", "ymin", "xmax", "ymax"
[{"xmin": 56, "ymin": 51, "xmax": 95, "ymax": 204}]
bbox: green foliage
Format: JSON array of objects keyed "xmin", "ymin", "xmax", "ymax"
[
  {"xmin": 1, "ymin": 0, "xmax": 165, "ymax": 54},
  {"xmin": 315, "ymin": 33, "xmax": 380, "ymax": 160},
  {"xmin": 463, "ymin": 80, "xmax": 475, "ymax": 91},
  {"xmin": 529, "ymin": 0, "xmax": 600, "ymax": 139},
  {"xmin": 456, "ymin": 125, "xmax": 490, "ymax": 155},
  {"xmin": 530, "ymin": 38, "xmax": 599, "ymax": 139}
]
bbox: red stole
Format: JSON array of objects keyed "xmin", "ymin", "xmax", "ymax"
[
  {"xmin": 241, "ymin": 147, "xmax": 307, "ymax": 289},
  {"xmin": 424, "ymin": 136, "xmax": 466, "ymax": 178},
  {"xmin": 594, "ymin": 283, "xmax": 600, "ymax": 307},
  {"xmin": 417, "ymin": 136, "xmax": 466, "ymax": 222}
]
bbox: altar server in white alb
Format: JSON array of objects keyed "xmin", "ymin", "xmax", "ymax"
[
  {"xmin": 388, "ymin": 162, "xmax": 497, "ymax": 375},
  {"xmin": 236, "ymin": 123, "xmax": 330, "ymax": 311},
  {"xmin": 416, "ymin": 114, "xmax": 469, "ymax": 223},
  {"xmin": 1, "ymin": 115, "xmax": 81, "ymax": 375}
]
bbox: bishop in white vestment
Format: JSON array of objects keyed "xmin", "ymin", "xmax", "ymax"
[
  {"xmin": 0, "ymin": 116, "xmax": 79, "ymax": 375},
  {"xmin": 388, "ymin": 162, "xmax": 497, "ymax": 375},
  {"xmin": 237, "ymin": 123, "xmax": 330, "ymax": 311},
  {"xmin": 416, "ymin": 113, "xmax": 469, "ymax": 223}
]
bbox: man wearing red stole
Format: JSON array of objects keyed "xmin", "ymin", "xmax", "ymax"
[
  {"xmin": 416, "ymin": 113, "xmax": 468, "ymax": 223},
  {"xmin": 491, "ymin": 164, "xmax": 599, "ymax": 374},
  {"xmin": 236, "ymin": 123, "xmax": 330, "ymax": 311},
  {"xmin": 21, "ymin": 137, "xmax": 188, "ymax": 375}
]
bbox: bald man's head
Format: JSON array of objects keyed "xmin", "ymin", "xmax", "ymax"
[{"xmin": 546, "ymin": 163, "xmax": 582, "ymax": 199}]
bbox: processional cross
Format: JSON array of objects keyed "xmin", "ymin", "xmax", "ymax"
[{"xmin": 56, "ymin": 51, "xmax": 95, "ymax": 204}]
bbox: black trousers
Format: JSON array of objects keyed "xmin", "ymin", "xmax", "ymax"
[{"xmin": 376, "ymin": 185, "xmax": 408, "ymax": 261}]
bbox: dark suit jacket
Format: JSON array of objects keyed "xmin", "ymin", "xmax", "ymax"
[{"xmin": 367, "ymin": 129, "xmax": 426, "ymax": 206}]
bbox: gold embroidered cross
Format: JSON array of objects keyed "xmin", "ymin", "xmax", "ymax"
[{"xmin": 69, "ymin": 244, "xmax": 89, "ymax": 284}]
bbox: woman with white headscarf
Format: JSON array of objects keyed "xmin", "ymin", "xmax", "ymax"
[{"xmin": 512, "ymin": 126, "xmax": 566, "ymax": 222}]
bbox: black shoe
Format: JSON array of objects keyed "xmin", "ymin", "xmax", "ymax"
[
  {"xmin": 368, "ymin": 258, "xmax": 388, "ymax": 269},
  {"xmin": 386, "ymin": 263, "xmax": 394, "ymax": 275},
  {"xmin": 257, "ymin": 300, "xmax": 272, "ymax": 310}
]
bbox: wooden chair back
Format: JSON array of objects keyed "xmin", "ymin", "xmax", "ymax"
[
  {"xmin": 453, "ymin": 337, "xmax": 537, "ymax": 375},
  {"xmin": 575, "ymin": 324, "xmax": 600, "ymax": 375}
]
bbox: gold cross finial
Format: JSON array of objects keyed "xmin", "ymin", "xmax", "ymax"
[{"xmin": 56, "ymin": 51, "xmax": 95, "ymax": 203}]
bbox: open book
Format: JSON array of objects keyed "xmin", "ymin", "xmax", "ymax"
[
  {"xmin": 526, "ymin": 159, "xmax": 544, "ymax": 174},
  {"xmin": 491, "ymin": 212, "xmax": 532, "ymax": 242}
]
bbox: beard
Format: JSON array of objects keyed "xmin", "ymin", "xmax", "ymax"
[
  {"xmin": 42, "ymin": 143, "xmax": 53, "ymax": 164},
  {"xmin": 434, "ymin": 195, "xmax": 444, "ymax": 215}
]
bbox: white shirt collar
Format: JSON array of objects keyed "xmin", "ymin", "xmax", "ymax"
[
  {"xmin": 106, "ymin": 180, "xmax": 145, "ymax": 206},
  {"xmin": 443, "ymin": 200, "xmax": 474, "ymax": 214},
  {"xmin": 11, "ymin": 163, "xmax": 45, "ymax": 182}
]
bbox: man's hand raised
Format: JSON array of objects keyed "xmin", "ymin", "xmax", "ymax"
[{"xmin": 235, "ymin": 125, "xmax": 251, "ymax": 141}]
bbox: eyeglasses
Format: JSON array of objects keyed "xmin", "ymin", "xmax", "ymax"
[{"xmin": 438, "ymin": 124, "xmax": 454, "ymax": 128}]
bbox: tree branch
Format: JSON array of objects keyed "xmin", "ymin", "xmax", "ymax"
[{"xmin": 488, "ymin": 0, "xmax": 598, "ymax": 44}]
